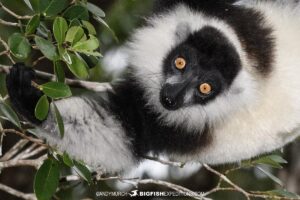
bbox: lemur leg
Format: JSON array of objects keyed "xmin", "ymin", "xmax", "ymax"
[
  {"xmin": 6, "ymin": 63, "xmax": 44, "ymax": 124},
  {"xmin": 6, "ymin": 64, "xmax": 138, "ymax": 173}
]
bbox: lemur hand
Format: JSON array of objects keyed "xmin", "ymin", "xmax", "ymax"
[{"xmin": 6, "ymin": 63, "xmax": 44, "ymax": 124}]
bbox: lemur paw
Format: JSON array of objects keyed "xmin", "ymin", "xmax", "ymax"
[{"xmin": 6, "ymin": 63, "xmax": 44, "ymax": 124}]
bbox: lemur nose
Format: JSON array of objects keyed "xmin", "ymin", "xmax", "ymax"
[
  {"xmin": 162, "ymin": 96, "xmax": 177, "ymax": 109},
  {"xmin": 160, "ymin": 83, "xmax": 186, "ymax": 110}
]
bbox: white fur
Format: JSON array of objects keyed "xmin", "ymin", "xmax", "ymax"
[
  {"xmin": 128, "ymin": 2, "xmax": 300, "ymax": 164},
  {"xmin": 38, "ymin": 96, "xmax": 137, "ymax": 173}
]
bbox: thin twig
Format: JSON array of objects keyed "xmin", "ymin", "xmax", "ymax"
[
  {"xmin": 203, "ymin": 164, "xmax": 250, "ymax": 200},
  {"xmin": 0, "ymin": 50, "xmax": 8, "ymax": 56},
  {"xmin": 32, "ymin": 56, "xmax": 46, "ymax": 66},
  {"xmin": 0, "ymin": 154, "xmax": 47, "ymax": 169},
  {"xmin": 0, "ymin": 65, "xmax": 112, "ymax": 92},
  {"xmin": 0, "ymin": 18, "xmax": 20, "ymax": 27},
  {"xmin": 204, "ymin": 187, "xmax": 237, "ymax": 196},
  {"xmin": 202, "ymin": 164, "xmax": 299, "ymax": 200},
  {"xmin": 143, "ymin": 155, "xmax": 185, "ymax": 168},
  {"xmin": 0, "ymin": 37, "xmax": 15, "ymax": 64},
  {"xmin": 20, "ymin": 146, "xmax": 47, "ymax": 160},
  {"xmin": 248, "ymin": 191, "xmax": 300, "ymax": 200},
  {"xmin": 0, "ymin": 139, "xmax": 29, "ymax": 161},
  {"xmin": 0, "ymin": 122, "xmax": 3, "ymax": 156},
  {"xmin": 142, "ymin": 157, "xmax": 299, "ymax": 200},
  {"xmin": 1, "ymin": 129, "xmax": 48, "ymax": 147},
  {"xmin": 0, "ymin": 2, "xmax": 32, "ymax": 20},
  {"xmin": 0, "ymin": 183, "xmax": 36, "ymax": 200},
  {"xmin": 98, "ymin": 176, "xmax": 139, "ymax": 181},
  {"xmin": 15, "ymin": 143, "xmax": 38, "ymax": 159}
]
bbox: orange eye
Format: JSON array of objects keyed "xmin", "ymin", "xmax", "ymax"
[
  {"xmin": 175, "ymin": 57, "xmax": 186, "ymax": 70},
  {"xmin": 199, "ymin": 83, "xmax": 212, "ymax": 95}
]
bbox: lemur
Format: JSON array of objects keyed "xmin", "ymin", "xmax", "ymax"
[{"xmin": 6, "ymin": 0, "xmax": 300, "ymax": 173}]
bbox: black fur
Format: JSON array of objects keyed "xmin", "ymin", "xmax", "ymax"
[
  {"xmin": 154, "ymin": 0, "xmax": 275, "ymax": 75},
  {"xmin": 6, "ymin": 63, "xmax": 44, "ymax": 124},
  {"xmin": 109, "ymin": 76, "xmax": 212, "ymax": 157}
]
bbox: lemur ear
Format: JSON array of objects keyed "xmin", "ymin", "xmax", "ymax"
[{"xmin": 175, "ymin": 22, "xmax": 191, "ymax": 42}]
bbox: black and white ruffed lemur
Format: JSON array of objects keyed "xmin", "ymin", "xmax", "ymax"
[{"xmin": 6, "ymin": 0, "xmax": 300, "ymax": 173}]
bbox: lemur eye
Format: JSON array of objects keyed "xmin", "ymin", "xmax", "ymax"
[
  {"xmin": 175, "ymin": 57, "xmax": 186, "ymax": 70},
  {"xmin": 199, "ymin": 83, "xmax": 212, "ymax": 95}
]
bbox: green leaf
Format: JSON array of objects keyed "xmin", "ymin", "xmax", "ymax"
[
  {"xmin": 41, "ymin": 82, "xmax": 72, "ymax": 99},
  {"xmin": 78, "ymin": 51, "xmax": 102, "ymax": 58},
  {"xmin": 80, "ymin": 54, "xmax": 100, "ymax": 68},
  {"xmin": 253, "ymin": 155, "xmax": 287, "ymax": 169},
  {"xmin": 0, "ymin": 101, "xmax": 21, "ymax": 128},
  {"xmin": 30, "ymin": 0, "xmax": 50, "ymax": 13},
  {"xmin": 72, "ymin": 35, "xmax": 99, "ymax": 52},
  {"xmin": 24, "ymin": 0, "xmax": 33, "ymax": 10},
  {"xmin": 268, "ymin": 155, "xmax": 288, "ymax": 164},
  {"xmin": 69, "ymin": 19, "xmax": 81, "ymax": 27},
  {"xmin": 8, "ymin": 33, "xmax": 31, "ymax": 60},
  {"xmin": 62, "ymin": 152, "xmax": 74, "ymax": 167},
  {"xmin": 73, "ymin": 160, "xmax": 92, "ymax": 183},
  {"xmin": 93, "ymin": 16, "xmax": 118, "ymax": 43},
  {"xmin": 63, "ymin": 5, "xmax": 89, "ymax": 21},
  {"xmin": 256, "ymin": 166, "xmax": 283, "ymax": 186},
  {"xmin": 82, "ymin": 20, "xmax": 96, "ymax": 35},
  {"xmin": 54, "ymin": 61, "xmax": 65, "ymax": 83},
  {"xmin": 61, "ymin": 50, "xmax": 72, "ymax": 64},
  {"xmin": 34, "ymin": 158, "xmax": 60, "ymax": 200},
  {"xmin": 79, "ymin": 34, "xmax": 87, "ymax": 42},
  {"xmin": 52, "ymin": 103, "xmax": 64, "ymax": 138},
  {"xmin": 53, "ymin": 17, "xmax": 68, "ymax": 45},
  {"xmin": 65, "ymin": 26, "xmax": 85, "ymax": 45},
  {"xmin": 66, "ymin": 53, "xmax": 89, "ymax": 79},
  {"xmin": 35, "ymin": 36, "xmax": 59, "ymax": 61},
  {"xmin": 27, "ymin": 128, "xmax": 39, "ymax": 137},
  {"xmin": 35, "ymin": 95, "xmax": 49, "ymax": 121},
  {"xmin": 26, "ymin": 15, "xmax": 40, "ymax": 35},
  {"xmin": 37, "ymin": 22, "xmax": 51, "ymax": 38},
  {"xmin": 44, "ymin": 0, "xmax": 68, "ymax": 16},
  {"xmin": 266, "ymin": 189, "xmax": 300, "ymax": 198},
  {"xmin": 86, "ymin": 2, "xmax": 105, "ymax": 18}
]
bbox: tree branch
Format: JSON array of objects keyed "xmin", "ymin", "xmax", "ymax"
[
  {"xmin": 143, "ymin": 155, "xmax": 185, "ymax": 168},
  {"xmin": 19, "ymin": 146, "xmax": 47, "ymax": 160},
  {"xmin": 203, "ymin": 164, "xmax": 250, "ymax": 200},
  {"xmin": 0, "ymin": 37, "xmax": 15, "ymax": 64},
  {"xmin": 0, "ymin": 139, "xmax": 29, "ymax": 161},
  {"xmin": 0, "ymin": 183, "xmax": 36, "ymax": 200},
  {"xmin": 0, "ymin": 64, "xmax": 112, "ymax": 92},
  {"xmin": 0, "ymin": 2, "xmax": 32, "ymax": 20},
  {"xmin": 0, "ymin": 154, "xmax": 46, "ymax": 169},
  {"xmin": 1, "ymin": 129, "xmax": 48, "ymax": 147},
  {"xmin": 0, "ymin": 122, "xmax": 3, "ymax": 156},
  {"xmin": 0, "ymin": 18, "xmax": 20, "ymax": 27},
  {"xmin": 142, "ymin": 156, "xmax": 299, "ymax": 200}
]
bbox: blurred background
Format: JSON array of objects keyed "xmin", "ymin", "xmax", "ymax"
[{"xmin": 1, "ymin": 0, "xmax": 300, "ymax": 199}]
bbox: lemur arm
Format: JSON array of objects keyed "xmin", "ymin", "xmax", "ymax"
[{"xmin": 6, "ymin": 64, "xmax": 138, "ymax": 173}]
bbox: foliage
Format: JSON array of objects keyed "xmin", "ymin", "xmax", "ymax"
[{"xmin": 0, "ymin": 0, "xmax": 105, "ymax": 199}]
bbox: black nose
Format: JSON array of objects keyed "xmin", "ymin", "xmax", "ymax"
[
  {"xmin": 161, "ymin": 96, "xmax": 178, "ymax": 110},
  {"xmin": 160, "ymin": 83, "xmax": 186, "ymax": 110}
]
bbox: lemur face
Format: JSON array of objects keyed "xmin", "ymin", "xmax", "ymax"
[{"xmin": 160, "ymin": 26, "xmax": 241, "ymax": 110}]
